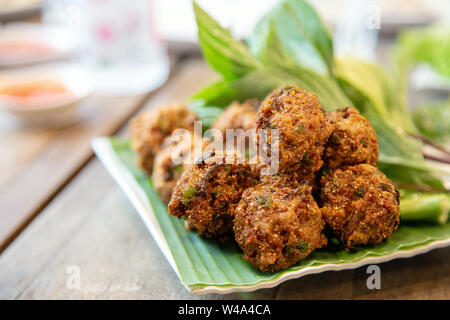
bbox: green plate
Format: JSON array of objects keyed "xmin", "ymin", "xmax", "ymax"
[{"xmin": 92, "ymin": 137, "xmax": 450, "ymax": 294}]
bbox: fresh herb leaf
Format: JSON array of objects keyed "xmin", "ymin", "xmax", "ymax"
[
  {"xmin": 296, "ymin": 240, "xmax": 309, "ymax": 253},
  {"xmin": 395, "ymin": 25, "xmax": 450, "ymax": 78},
  {"xmin": 252, "ymin": 22, "xmax": 350, "ymax": 109},
  {"xmin": 335, "ymin": 57, "xmax": 419, "ymax": 135},
  {"xmin": 413, "ymin": 100, "xmax": 450, "ymax": 143},
  {"xmin": 355, "ymin": 187, "xmax": 365, "ymax": 198},
  {"xmin": 192, "ymin": 2, "xmax": 350, "ymax": 111},
  {"xmin": 193, "ymin": 2, "xmax": 260, "ymax": 80},
  {"xmin": 256, "ymin": 195, "xmax": 273, "ymax": 207},
  {"xmin": 295, "ymin": 123, "xmax": 306, "ymax": 133},
  {"xmin": 182, "ymin": 185, "xmax": 198, "ymax": 205},
  {"xmin": 248, "ymin": 0, "xmax": 334, "ymax": 74}
]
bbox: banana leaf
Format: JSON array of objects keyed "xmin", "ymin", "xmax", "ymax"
[{"xmin": 108, "ymin": 138, "xmax": 450, "ymax": 288}]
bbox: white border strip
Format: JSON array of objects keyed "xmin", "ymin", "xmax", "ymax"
[{"xmin": 92, "ymin": 137, "xmax": 450, "ymax": 295}]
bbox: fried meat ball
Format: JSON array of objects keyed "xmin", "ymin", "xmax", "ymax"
[
  {"xmin": 320, "ymin": 164, "xmax": 400, "ymax": 249},
  {"xmin": 168, "ymin": 152, "xmax": 258, "ymax": 240},
  {"xmin": 152, "ymin": 133, "xmax": 208, "ymax": 203},
  {"xmin": 324, "ymin": 107, "xmax": 378, "ymax": 169},
  {"xmin": 211, "ymin": 100, "xmax": 258, "ymax": 133},
  {"xmin": 258, "ymin": 166, "xmax": 317, "ymax": 190},
  {"xmin": 130, "ymin": 104, "xmax": 198, "ymax": 174},
  {"xmin": 255, "ymin": 86, "xmax": 332, "ymax": 174},
  {"xmin": 234, "ymin": 175, "xmax": 327, "ymax": 272}
]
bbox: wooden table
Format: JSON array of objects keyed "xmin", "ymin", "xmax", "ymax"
[{"xmin": 0, "ymin": 57, "xmax": 449, "ymax": 300}]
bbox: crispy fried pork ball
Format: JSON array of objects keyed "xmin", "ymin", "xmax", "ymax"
[
  {"xmin": 324, "ymin": 107, "xmax": 378, "ymax": 169},
  {"xmin": 258, "ymin": 165, "xmax": 317, "ymax": 190},
  {"xmin": 152, "ymin": 132, "xmax": 208, "ymax": 203},
  {"xmin": 234, "ymin": 175, "xmax": 327, "ymax": 272},
  {"xmin": 320, "ymin": 164, "xmax": 400, "ymax": 249},
  {"xmin": 168, "ymin": 152, "xmax": 258, "ymax": 240},
  {"xmin": 130, "ymin": 104, "xmax": 198, "ymax": 174},
  {"xmin": 211, "ymin": 100, "xmax": 258, "ymax": 133},
  {"xmin": 255, "ymin": 86, "xmax": 332, "ymax": 174}
]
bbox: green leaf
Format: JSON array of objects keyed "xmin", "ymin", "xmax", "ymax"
[
  {"xmin": 332, "ymin": 58, "xmax": 440, "ymax": 190},
  {"xmin": 193, "ymin": 1, "xmax": 349, "ymax": 110},
  {"xmin": 378, "ymin": 161, "xmax": 446, "ymax": 192},
  {"xmin": 182, "ymin": 185, "xmax": 198, "ymax": 205},
  {"xmin": 192, "ymin": 66, "xmax": 351, "ymax": 111},
  {"xmin": 368, "ymin": 115, "xmax": 423, "ymax": 162},
  {"xmin": 336, "ymin": 57, "xmax": 419, "ymax": 135},
  {"xmin": 109, "ymin": 138, "xmax": 450, "ymax": 288},
  {"xmin": 191, "ymin": 79, "xmax": 238, "ymax": 108},
  {"xmin": 193, "ymin": 2, "xmax": 260, "ymax": 80},
  {"xmin": 366, "ymin": 116, "xmax": 445, "ymax": 191},
  {"xmin": 248, "ymin": 0, "xmax": 334, "ymax": 74},
  {"xmin": 336, "ymin": 58, "xmax": 389, "ymax": 117},
  {"xmin": 189, "ymin": 99, "xmax": 224, "ymax": 130},
  {"xmin": 254, "ymin": 23, "xmax": 351, "ymax": 109},
  {"xmin": 190, "ymin": 71, "xmax": 280, "ymax": 109},
  {"xmin": 413, "ymin": 100, "xmax": 450, "ymax": 143},
  {"xmin": 395, "ymin": 25, "xmax": 450, "ymax": 78}
]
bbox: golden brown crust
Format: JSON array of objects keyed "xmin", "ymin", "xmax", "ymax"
[
  {"xmin": 259, "ymin": 170, "xmax": 317, "ymax": 191},
  {"xmin": 320, "ymin": 164, "xmax": 400, "ymax": 249},
  {"xmin": 129, "ymin": 104, "xmax": 198, "ymax": 175},
  {"xmin": 234, "ymin": 175, "xmax": 327, "ymax": 272},
  {"xmin": 152, "ymin": 133, "xmax": 209, "ymax": 203},
  {"xmin": 152, "ymin": 146, "xmax": 182, "ymax": 203},
  {"xmin": 211, "ymin": 100, "xmax": 258, "ymax": 133},
  {"xmin": 255, "ymin": 86, "xmax": 332, "ymax": 174},
  {"xmin": 168, "ymin": 152, "xmax": 259, "ymax": 240},
  {"xmin": 324, "ymin": 107, "xmax": 378, "ymax": 169}
]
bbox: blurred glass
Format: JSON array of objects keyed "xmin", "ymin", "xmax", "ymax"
[
  {"xmin": 44, "ymin": 0, "xmax": 169, "ymax": 96},
  {"xmin": 334, "ymin": 0, "xmax": 379, "ymax": 61}
]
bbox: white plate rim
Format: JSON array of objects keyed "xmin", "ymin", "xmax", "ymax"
[{"xmin": 92, "ymin": 137, "xmax": 450, "ymax": 295}]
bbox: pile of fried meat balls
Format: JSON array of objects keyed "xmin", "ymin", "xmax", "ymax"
[{"xmin": 130, "ymin": 86, "xmax": 400, "ymax": 272}]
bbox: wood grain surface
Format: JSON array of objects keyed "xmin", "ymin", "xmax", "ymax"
[{"xmin": 0, "ymin": 58, "xmax": 448, "ymax": 300}]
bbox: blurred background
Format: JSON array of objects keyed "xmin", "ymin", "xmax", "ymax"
[{"xmin": 0, "ymin": 0, "xmax": 448, "ymax": 128}]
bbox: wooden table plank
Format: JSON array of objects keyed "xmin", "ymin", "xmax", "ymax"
[
  {"xmin": 0, "ymin": 94, "xmax": 150, "ymax": 252},
  {"xmin": 274, "ymin": 247, "xmax": 450, "ymax": 299}
]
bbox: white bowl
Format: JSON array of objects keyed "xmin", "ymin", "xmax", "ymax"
[{"xmin": 0, "ymin": 62, "xmax": 93, "ymax": 128}]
